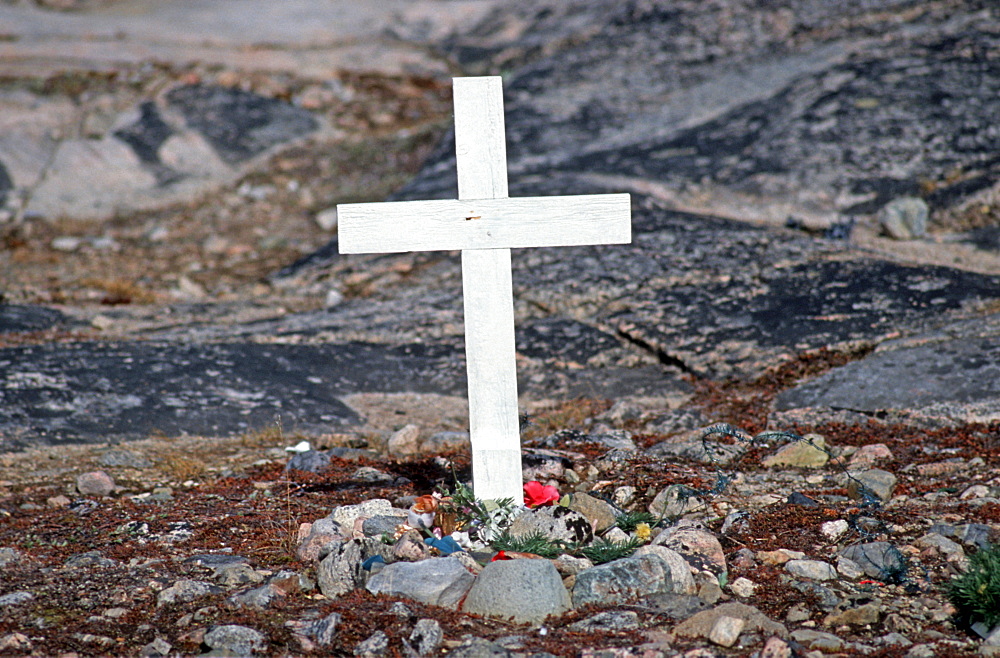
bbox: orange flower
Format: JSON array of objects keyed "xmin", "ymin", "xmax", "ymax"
[{"xmin": 523, "ymin": 481, "xmax": 560, "ymax": 508}]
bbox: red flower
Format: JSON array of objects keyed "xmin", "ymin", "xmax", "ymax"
[
  {"xmin": 491, "ymin": 550, "xmax": 512, "ymax": 562},
  {"xmin": 523, "ymin": 481, "xmax": 560, "ymax": 508}
]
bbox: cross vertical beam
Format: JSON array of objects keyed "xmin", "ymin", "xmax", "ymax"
[
  {"xmin": 337, "ymin": 76, "xmax": 631, "ymax": 503},
  {"xmin": 453, "ymin": 77, "xmax": 522, "ymax": 502}
]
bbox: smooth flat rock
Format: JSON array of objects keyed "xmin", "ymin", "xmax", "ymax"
[
  {"xmin": 0, "ymin": 0, "xmax": 496, "ymax": 222},
  {"xmin": 18, "ymin": 84, "xmax": 320, "ymax": 221},
  {"xmin": 421, "ymin": 1, "xmax": 1000, "ymax": 230},
  {"xmin": 776, "ymin": 316, "xmax": 1000, "ymax": 423},
  {"xmin": 0, "ymin": 0, "xmax": 491, "ymax": 78},
  {"xmin": 0, "ymin": 304, "xmax": 72, "ymax": 333},
  {"xmin": 0, "ymin": 340, "xmax": 463, "ymax": 448},
  {"xmin": 366, "ymin": 556, "xmax": 476, "ymax": 610},
  {"xmin": 3, "ymin": 1, "xmax": 1000, "ymax": 447},
  {"xmin": 461, "ymin": 559, "xmax": 570, "ymax": 624}
]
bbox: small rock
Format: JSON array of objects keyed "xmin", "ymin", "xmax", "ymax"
[
  {"xmin": 325, "ymin": 288, "xmax": 345, "ymax": 307},
  {"xmin": 785, "ymin": 605, "xmax": 811, "ymax": 622},
  {"xmin": 960, "ymin": 484, "xmax": 991, "ymax": 500},
  {"xmin": 361, "ymin": 513, "xmax": 407, "ymax": 538},
  {"xmin": 791, "ymin": 629, "xmax": 844, "ymax": 652},
  {"xmin": 157, "ymin": 579, "xmax": 222, "ymax": 606},
  {"xmin": 567, "ymin": 610, "xmax": 640, "ymax": 632},
  {"xmin": 64, "ymin": 550, "xmax": 117, "ymax": 569},
  {"xmin": 652, "ymin": 520, "xmax": 727, "ymax": 579},
  {"xmin": 708, "ymin": 615, "xmax": 745, "ymax": 647},
  {"xmin": 553, "ymin": 553, "xmax": 594, "ymax": 576},
  {"xmin": 645, "ymin": 593, "xmax": 712, "ymax": 620},
  {"xmin": 443, "ymin": 636, "xmax": 513, "ymax": 657},
  {"xmin": 0, "ymin": 548, "xmax": 22, "ymax": 567},
  {"xmin": 756, "ymin": 549, "xmax": 805, "ymax": 566},
  {"xmin": 0, "ymin": 591, "xmax": 34, "ymax": 607},
  {"xmin": 878, "ymin": 632, "xmax": 913, "ymax": 647},
  {"xmin": 840, "ymin": 542, "xmax": 908, "ymax": 582},
  {"xmin": 508, "ymin": 506, "xmax": 593, "ymax": 545},
  {"xmin": 462, "ymin": 559, "xmax": 570, "ymax": 624},
  {"xmin": 46, "ymin": 494, "xmax": 71, "ymax": 508},
  {"xmin": 354, "ymin": 630, "xmax": 389, "ymax": 657},
  {"xmin": 387, "ymin": 601, "xmax": 412, "ymax": 618},
  {"xmin": 761, "ymin": 435, "xmax": 829, "ymax": 469},
  {"xmin": 408, "ymin": 618, "xmax": 443, "ymax": 656},
  {"xmin": 821, "ymin": 520, "xmax": 850, "ymax": 542},
  {"xmin": 567, "ymin": 493, "xmax": 617, "ymax": 533},
  {"xmin": 310, "ymin": 612, "xmax": 342, "ymax": 646},
  {"xmin": 785, "ymin": 559, "xmax": 837, "ymax": 581},
  {"xmin": 836, "ymin": 556, "xmax": 865, "ymax": 579},
  {"xmin": 633, "ymin": 545, "xmax": 698, "ymax": 595},
  {"xmin": 674, "ymin": 602, "xmax": 787, "ymax": 643},
  {"xmin": 648, "ymin": 484, "xmax": 706, "ymax": 518},
  {"xmin": 824, "ymin": 603, "xmax": 882, "ymax": 627},
  {"xmin": 51, "ymin": 236, "xmax": 81, "ymax": 251},
  {"xmin": 99, "ymin": 449, "xmax": 153, "ymax": 469},
  {"xmin": 849, "ymin": 444, "xmax": 894, "ymax": 469},
  {"xmin": 420, "ymin": 431, "xmax": 470, "ymax": 453},
  {"xmin": 847, "ymin": 469, "xmax": 897, "ymax": 502},
  {"xmin": 760, "ymin": 636, "xmax": 794, "ymax": 658},
  {"xmin": 572, "ymin": 554, "xmax": 680, "ymax": 607},
  {"xmin": 315, "ymin": 207, "xmax": 338, "ymax": 231},
  {"xmin": 914, "ymin": 532, "xmax": 966, "ymax": 561},
  {"xmin": 612, "ymin": 486, "xmax": 636, "ymax": 507},
  {"xmin": 793, "ymin": 580, "xmax": 842, "ymax": 609},
  {"xmin": 139, "ymin": 637, "xmax": 171, "ymax": 657},
  {"xmin": 329, "ymin": 500, "xmax": 394, "ymax": 533},
  {"xmin": 915, "ymin": 459, "xmax": 965, "ymax": 476},
  {"xmin": 367, "ymin": 557, "xmax": 475, "ymax": 609},
  {"xmin": 729, "ymin": 577, "xmax": 756, "ymax": 598},
  {"xmin": 352, "ymin": 466, "xmax": 394, "ymax": 483},
  {"xmin": 317, "ymin": 537, "xmax": 394, "ymax": 598},
  {"xmin": 393, "ymin": 529, "xmax": 434, "ymax": 562},
  {"xmin": 286, "ymin": 450, "xmax": 331, "ymax": 474},
  {"xmin": 387, "ymin": 424, "xmax": 421, "ymax": 456},
  {"xmin": 786, "ymin": 491, "xmax": 820, "ymax": 506},
  {"xmin": 956, "ymin": 524, "xmax": 997, "ymax": 550},
  {"xmin": 879, "ymin": 196, "xmax": 928, "ymax": 240},
  {"xmin": 647, "ymin": 434, "xmax": 746, "ymax": 464},
  {"xmin": 76, "ymin": 470, "xmax": 116, "ymax": 496},
  {"xmin": 602, "ymin": 527, "xmax": 630, "ymax": 543},
  {"xmin": 203, "ymin": 624, "xmax": 267, "ymax": 656}
]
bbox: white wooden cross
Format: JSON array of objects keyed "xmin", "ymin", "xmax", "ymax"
[{"xmin": 337, "ymin": 76, "xmax": 631, "ymax": 502}]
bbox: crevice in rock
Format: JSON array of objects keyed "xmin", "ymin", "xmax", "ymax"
[{"xmin": 615, "ymin": 327, "xmax": 702, "ymax": 379}]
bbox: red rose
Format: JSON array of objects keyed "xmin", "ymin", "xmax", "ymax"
[{"xmin": 523, "ymin": 481, "xmax": 560, "ymax": 508}]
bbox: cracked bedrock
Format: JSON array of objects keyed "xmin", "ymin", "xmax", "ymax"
[{"xmin": 2, "ymin": 0, "xmax": 1000, "ymax": 445}]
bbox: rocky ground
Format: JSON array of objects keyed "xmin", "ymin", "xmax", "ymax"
[{"xmin": 1, "ymin": 0, "xmax": 1000, "ymax": 656}]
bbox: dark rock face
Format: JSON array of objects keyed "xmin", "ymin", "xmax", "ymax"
[
  {"xmin": 775, "ymin": 329, "xmax": 1000, "ymax": 419},
  {"xmin": 0, "ymin": 341, "xmax": 465, "ymax": 448},
  {"xmin": 0, "ymin": 304, "xmax": 72, "ymax": 333},
  {"xmin": 2, "ymin": 1, "xmax": 999, "ymax": 446},
  {"xmin": 409, "ymin": 0, "xmax": 1000, "ymax": 226},
  {"xmin": 164, "ymin": 85, "xmax": 319, "ymax": 165}
]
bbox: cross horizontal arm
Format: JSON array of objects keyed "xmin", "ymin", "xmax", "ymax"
[{"xmin": 337, "ymin": 193, "xmax": 630, "ymax": 254}]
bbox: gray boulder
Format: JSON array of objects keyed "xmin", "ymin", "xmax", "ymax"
[
  {"xmin": 202, "ymin": 624, "xmax": 267, "ymax": 655},
  {"xmin": 366, "ymin": 557, "xmax": 475, "ymax": 609},
  {"xmin": 572, "ymin": 554, "xmax": 679, "ymax": 607},
  {"xmin": 317, "ymin": 538, "xmax": 394, "ymax": 598},
  {"xmin": 461, "ymin": 559, "xmax": 570, "ymax": 624},
  {"xmin": 508, "ymin": 506, "xmax": 594, "ymax": 545}
]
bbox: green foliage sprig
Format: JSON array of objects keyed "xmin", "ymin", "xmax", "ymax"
[
  {"xmin": 614, "ymin": 510, "xmax": 657, "ymax": 533},
  {"xmin": 579, "ymin": 537, "xmax": 642, "ymax": 564},
  {"xmin": 492, "ymin": 530, "xmax": 564, "ymax": 559},
  {"xmin": 948, "ymin": 544, "xmax": 1000, "ymax": 630}
]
